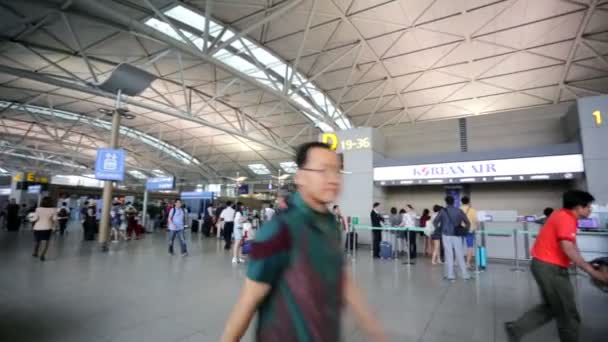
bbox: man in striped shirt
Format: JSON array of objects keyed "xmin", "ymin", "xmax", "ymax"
[{"xmin": 222, "ymin": 142, "xmax": 386, "ymax": 342}]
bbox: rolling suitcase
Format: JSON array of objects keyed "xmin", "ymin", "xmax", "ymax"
[
  {"xmin": 380, "ymin": 241, "xmax": 393, "ymax": 259},
  {"xmin": 476, "ymin": 246, "xmax": 487, "ymax": 270},
  {"xmin": 242, "ymin": 240, "xmax": 252, "ymax": 255},
  {"xmin": 380, "ymin": 230, "xmax": 393, "ymax": 259}
]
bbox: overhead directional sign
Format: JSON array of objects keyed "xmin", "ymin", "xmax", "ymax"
[
  {"xmin": 146, "ymin": 176, "xmax": 175, "ymax": 191},
  {"xmin": 27, "ymin": 185, "xmax": 41, "ymax": 194},
  {"xmin": 95, "ymin": 148, "xmax": 126, "ymax": 181}
]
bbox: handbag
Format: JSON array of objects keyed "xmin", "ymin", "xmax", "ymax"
[{"xmin": 445, "ymin": 208, "xmax": 469, "ymax": 237}]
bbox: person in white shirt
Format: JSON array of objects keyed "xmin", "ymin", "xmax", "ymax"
[
  {"xmin": 404, "ymin": 204, "xmax": 418, "ymax": 260},
  {"xmin": 264, "ymin": 204, "xmax": 275, "ymax": 222},
  {"xmin": 232, "ymin": 202, "xmax": 247, "ymax": 264},
  {"xmin": 31, "ymin": 197, "xmax": 57, "ymax": 262},
  {"xmin": 220, "ymin": 201, "xmax": 236, "ymax": 250}
]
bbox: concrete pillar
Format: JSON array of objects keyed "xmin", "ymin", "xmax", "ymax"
[
  {"xmin": 323, "ymin": 127, "xmax": 385, "ymax": 244},
  {"xmin": 577, "ymin": 95, "xmax": 608, "ymax": 204}
]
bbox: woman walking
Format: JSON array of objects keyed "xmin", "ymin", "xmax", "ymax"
[
  {"xmin": 232, "ymin": 202, "xmax": 247, "ymax": 264},
  {"xmin": 31, "ymin": 197, "xmax": 57, "ymax": 261},
  {"xmin": 430, "ymin": 205, "xmax": 443, "ymax": 265}
]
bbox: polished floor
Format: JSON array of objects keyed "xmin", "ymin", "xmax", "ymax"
[{"xmin": 1, "ymin": 223, "xmax": 607, "ymax": 342}]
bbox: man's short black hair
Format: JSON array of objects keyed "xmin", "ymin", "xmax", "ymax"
[
  {"xmin": 373, "ymin": 202, "xmax": 380, "ymax": 208},
  {"xmin": 445, "ymin": 196, "xmax": 455, "ymax": 206},
  {"xmin": 226, "ymin": 200, "xmax": 233, "ymax": 206},
  {"xmin": 543, "ymin": 207, "xmax": 554, "ymax": 217},
  {"xmin": 62, "ymin": 202, "xmax": 67, "ymax": 206},
  {"xmin": 563, "ymin": 190, "xmax": 594, "ymax": 209},
  {"xmin": 461, "ymin": 196, "xmax": 470, "ymax": 205},
  {"xmin": 295, "ymin": 142, "xmax": 332, "ymax": 168}
]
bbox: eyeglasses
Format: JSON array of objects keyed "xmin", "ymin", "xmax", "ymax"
[{"xmin": 300, "ymin": 168, "xmax": 344, "ymax": 177}]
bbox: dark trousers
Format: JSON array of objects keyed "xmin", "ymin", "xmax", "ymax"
[
  {"xmin": 407, "ymin": 231, "xmax": 417, "ymax": 259},
  {"xmin": 372, "ymin": 228, "xmax": 381, "ymax": 257},
  {"xmin": 511, "ymin": 259, "xmax": 580, "ymax": 342},
  {"xmin": 223, "ymin": 222, "xmax": 234, "ymax": 249},
  {"xmin": 58, "ymin": 220, "xmax": 68, "ymax": 235}
]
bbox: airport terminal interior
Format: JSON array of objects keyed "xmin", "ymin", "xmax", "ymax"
[{"xmin": 1, "ymin": 0, "xmax": 608, "ymax": 341}]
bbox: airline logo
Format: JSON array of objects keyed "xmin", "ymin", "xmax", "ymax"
[{"xmin": 413, "ymin": 163, "xmax": 497, "ymax": 177}]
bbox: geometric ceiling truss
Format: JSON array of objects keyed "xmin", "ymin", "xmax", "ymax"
[{"xmin": 1, "ymin": 0, "xmax": 608, "ymax": 183}]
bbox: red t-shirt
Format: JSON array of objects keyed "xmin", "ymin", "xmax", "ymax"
[{"xmin": 531, "ymin": 209, "xmax": 577, "ymax": 268}]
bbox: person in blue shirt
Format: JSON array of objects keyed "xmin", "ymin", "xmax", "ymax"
[{"xmin": 168, "ymin": 199, "xmax": 188, "ymax": 257}]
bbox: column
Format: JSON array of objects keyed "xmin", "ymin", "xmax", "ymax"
[
  {"xmin": 323, "ymin": 127, "xmax": 385, "ymax": 244},
  {"xmin": 577, "ymin": 95, "xmax": 608, "ymax": 204}
]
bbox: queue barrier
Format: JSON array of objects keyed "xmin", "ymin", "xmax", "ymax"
[{"xmin": 351, "ymin": 224, "xmax": 608, "ymax": 273}]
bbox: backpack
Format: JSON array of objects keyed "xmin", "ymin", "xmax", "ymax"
[
  {"xmin": 58, "ymin": 208, "xmax": 68, "ymax": 219},
  {"xmin": 171, "ymin": 207, "xmax": 185, "ymax": 220}
]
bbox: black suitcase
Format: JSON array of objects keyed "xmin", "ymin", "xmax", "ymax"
[
  {"xmin": 202, "ymin": 217, "xmax": 212, "ymax": 237},
  {"xmin": 191, "ymin": 219, "xmax": 199, "ymax": 233},
  {"xmin": 345, "ymin": 232, "xmax": 358, "ymax": 251}
]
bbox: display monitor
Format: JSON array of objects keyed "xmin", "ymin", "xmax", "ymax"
[
  {"xmin": 578, "ymin": 218, "xmax": 600, "ymax": 230},
  {"xmin": 525, "ymin": 216, "xmax": 537, "ymax": 222}
]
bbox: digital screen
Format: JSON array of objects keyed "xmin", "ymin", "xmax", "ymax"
[
  {"xmin": 525, "ymin": 216, "xmax": 537, "ymax": 222},
  {"xmin": 578, "ymin": 218, "xmax": 600, "ymax": 229}
]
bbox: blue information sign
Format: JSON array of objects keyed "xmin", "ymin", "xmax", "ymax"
[
  {"xmin": 27, "ymin": 185, "xmax": 41, "ymax": 194},
  {"xmin": 95, "ymin": 148, "xmax": 126, "ymax": 181},
  {"xmin": 181, "ymin": 191, "xmax": 214, "ymax": 200},
  {"xmin": 238, "ymin": 184, "xmax": 249, "ymax": 195},
  {"xmin": 146, "ymin": 176, "xmax": 175, "ymax": 191}
]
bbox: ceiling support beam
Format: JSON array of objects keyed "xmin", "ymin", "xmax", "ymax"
[
  {"xmin": 208, "ymin": 0, "xmax": 305, "ymax": 56},
  {"xmin": 19, "ymin": 0, "xmax": 335, "ymax": 130},
  {"xmin": 60, "ymin": 13, "xmax": 99, "ymax": 83},
  {"xmin": 0, "ymin": 64, "xmax": 295, "ymax": 156},
  {"xmin": 554, "ymin": 0, "xmax": 599, "ymax": 103}
]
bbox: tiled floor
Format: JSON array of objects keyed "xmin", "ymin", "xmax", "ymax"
[{"xmin": 1, "ymin": 224, "xmax": 607, "ymax": 342}]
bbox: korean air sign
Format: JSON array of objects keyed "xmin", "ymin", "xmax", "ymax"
[
  {"xmin": 413, "ymin": 163, "xmax": 497, "ymax": 177},
  {"xmin": 374, "ymin": 155, "xmax": 584, "ymax": 181}
]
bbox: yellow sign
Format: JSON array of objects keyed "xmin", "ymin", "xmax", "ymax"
[
  {"xmin": 12, "ymin": 172, "xmax": 49, "ymax": 183},
  {"xmin": 592, "ymin": 110, "xmax": 602, "ymax": 126},
  {"xmin": 321, "ymin": 133, "xmax": 338, "ymax": 151}
]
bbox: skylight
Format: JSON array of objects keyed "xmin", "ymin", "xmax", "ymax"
[
  {"xmin": 248, "ymin": 163, "xmax": 271, "ymax": 175},
  {"xmin": 0, "ymin": 101, "xmax": 200, "ymax": 166},
  {"xmin": 128, "ymin": 170, "xmax": 148, "ymax": 179},
  {"xmin": 151, "ymin": 169, "xmax": 166, "ymax": 176},
  {"xmin": 0, "ymin": 167, "xmax": 8, "ymax": 173},
  {"xmin": 145, "ymin": 5, "xmax": 352, "ymax": 132},
  {"xmin": 279, "ymin": 161, "xmax": 297, "ymax": 174}
]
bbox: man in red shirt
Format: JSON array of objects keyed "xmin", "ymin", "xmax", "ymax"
[{"xmin": 505, "ymin": 190, "xmax": 608, "ymax": 342}]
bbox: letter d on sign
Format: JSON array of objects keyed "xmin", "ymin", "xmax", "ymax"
[{"xmin": 322, "ymin": 133, "xmax": 339, "ymax": 151}]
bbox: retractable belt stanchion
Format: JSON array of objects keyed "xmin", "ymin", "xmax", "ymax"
[
  {"xmin": 403, "ymin": 226, "xmax": 415, "ymax": 265},
  {"xmin": 511, "ymin": 228, "xmax": 525, "ymax": 272}
]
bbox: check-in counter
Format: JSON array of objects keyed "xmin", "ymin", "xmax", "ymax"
[
  {"xmin": 482, "ymin": 222, "xmax": 608, "ymax": 262},
  {"xmin": 480, "ymin": 221, "xmax": 527, "ymax": 260}
]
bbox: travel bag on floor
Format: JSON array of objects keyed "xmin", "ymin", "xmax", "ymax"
[
  {"xmin": 242, "ymin": 241, "xmax": 252, "ymax": 255},
  {"xmin": 476, "ymin": 246, "xmax": 487, "ymax": 270},
  {"xmin": 380, "ymin": 240, "xmax": 393, "ymax": 259}
]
